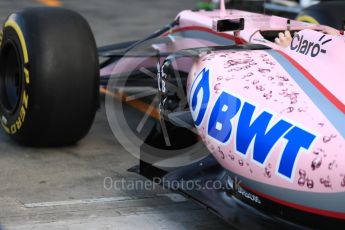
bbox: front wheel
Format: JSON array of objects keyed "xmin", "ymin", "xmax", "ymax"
[{"xmin": 0, "ymin": 7, "xmax": 99, "ymax": 146}]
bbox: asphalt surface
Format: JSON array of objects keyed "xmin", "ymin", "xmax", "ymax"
[{"xmin": 0, "ymin": 1, "xmax": 230, "ymax": 229}]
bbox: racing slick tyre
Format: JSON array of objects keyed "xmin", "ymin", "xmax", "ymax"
[
  {"xmin": 0, "ymin": 7, "xmax": 99, "ymax": 146},
  {"xmin": 297, "ymin": 2, "xmax": 345, "ymax": 29}
]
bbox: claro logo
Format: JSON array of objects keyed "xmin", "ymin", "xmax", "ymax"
[{"xmin": 290, "ymin": 34, "xmax": 332, "ymax": 57}]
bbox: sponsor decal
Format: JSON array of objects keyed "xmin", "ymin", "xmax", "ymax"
[
  {"xmin": 237, "ymin": 186, "xmax": 262, "ymax": 204},
  {"xmin": 190, "ymin": 68, "xmax": 317, "ymax": 181},
  {"xmin": 290, "ymin": 34, "xmax": 332, "ymax": 58},
  {"xmin": 189, "ymin": 68, "xmax": 210, "ymax": 127},
  {"xmin": 228, "ymin": 176, "xmax": 261, "ymax": 204}
]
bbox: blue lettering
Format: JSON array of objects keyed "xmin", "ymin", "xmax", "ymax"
[
  {"xmin": 278, "ymin": 127, "xmax": 316, "ymax": 178},
  {"xmin": 236, "ymin": 103, "xmax": 292, "ymax": 164},
  {"xmin": 190, "ymin": 68, "xmax": 210, "ymax": 126},
  {"xmin": 189, "ymin": 77, "xmax": 317, "ymax": 181},
  {"xmin": 208, "ymin": 92, "xmax": 241, "ymax": 143}
]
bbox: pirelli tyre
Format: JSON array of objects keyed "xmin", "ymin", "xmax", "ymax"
[
  {"xmin": 0, "ymin": 8, "xmax": 99, "ymax": 146},
  {"xmin": 297, "ymin": 2, "xmax": 345, "ymax": 29}
]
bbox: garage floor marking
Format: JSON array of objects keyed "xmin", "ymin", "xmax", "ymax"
[
  {"xmin": 24, "ymin": 193, "xmax": 186, "ymax": 208},
  {"xmin": 24, "ymin": 196, "xmax": 133, "ymax": 208}
]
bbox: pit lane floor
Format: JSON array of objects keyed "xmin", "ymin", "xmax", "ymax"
[{"xmin": 0, "ymin": 0, "xmax": 230, "ymax": 229}]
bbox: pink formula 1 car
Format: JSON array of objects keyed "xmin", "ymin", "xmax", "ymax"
[{"xmin": 0, "ymin": 1, "xmax": 343, "ymax": 229}]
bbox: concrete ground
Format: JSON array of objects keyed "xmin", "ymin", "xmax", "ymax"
[{"xmin": 0, "ymin": 1, "xmax": 230, "ymax": 230}]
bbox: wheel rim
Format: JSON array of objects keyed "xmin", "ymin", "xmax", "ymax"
[{"xmin": 0, "ymin": 40, "xmax": 23, "ymax": 114}]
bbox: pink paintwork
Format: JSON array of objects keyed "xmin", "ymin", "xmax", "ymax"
[
  {"xmin": 184, "ymin": 9, "xmax": 344, "ymax": 187},
  {"xmin": 181, "ymin": 9, "xmax": 344, "ymax": 218},
  {"xmin": 102, "ymin": 7, "xmax": 345, "ymax": 219}
]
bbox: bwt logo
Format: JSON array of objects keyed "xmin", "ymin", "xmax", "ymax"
[
  {"xmin": 189, "ymin": 68, "xmax": 210, "ymax": 127},
  {"xmin": 290, "ymin": 34, "xmax": 332, "ymax": 58},
  {"xmin": 189, "ymin": 68, "xmax": 317, "ymax": 180}
]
